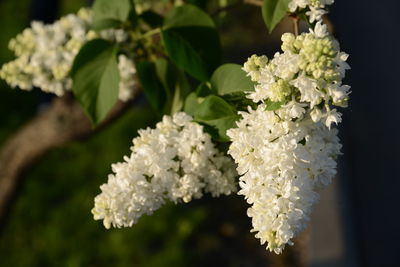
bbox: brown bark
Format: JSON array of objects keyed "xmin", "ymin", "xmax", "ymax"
[{"xmin": 0, "ymin": 92, "xmax": 133, "ymax": 223}]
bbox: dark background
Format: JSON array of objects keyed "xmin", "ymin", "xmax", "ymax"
[{"xmin": 331, "ymin": 1, "xmax": 400, "ymax": 266}]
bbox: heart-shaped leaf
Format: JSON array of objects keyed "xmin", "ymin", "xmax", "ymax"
[
  {"xmin": 92, "ymin": 0, "xmax": 133, "ymax": 30},
  {"xmin": 71, "ymin": 39, "xmax": 120, "ymax": 125},
  {"xmin": 161, "ymin": 4, "xmax": 221, "ymax": 81},
  {"xmin": 210, "ymin": 64, "xmax": 254, "ymax": 95},
  {"xmin": 262, "ymin": 0, "xmax": 291, "ymax": 33},
  {"xmin": 194, "ymin": 95, "xmax": 239, "ymax": 142}
]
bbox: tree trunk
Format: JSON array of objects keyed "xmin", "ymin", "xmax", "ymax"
[{"xmin": 0, "ymin": 93, "xmax": 132, "ymax": 224}]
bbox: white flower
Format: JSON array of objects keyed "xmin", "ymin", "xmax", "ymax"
[
  {"xmin": 0, "ymin": 8, "xmax": 136, "ymax": 101},
  {"xmin": 291, "ymin": 74, "xmax": 323, "ymax": 108},
  {"xmin": 277, "ymin": 100, "xmax": 307, "ymax": 120},
  {"xmin": 325, "ymin": 108, "xmax": 342, "ymax": 128},
  {"xmin": 326, "ymin": 83, "xmax": 351, "ymax": 106},
  {"xmin": 310, "ymin": 21, "xmax": 329, "ymax": 38},
  {"xmin": 235, "ymin": 11, "xmax": 348, "ymax": 252},
  {"xmin": 92, "ymin": 112, "xmax": 237, "ymax": 229},
  {"xmin": 243, "ymin": 54, "xmax": 269, "ymax": 82},
  {"xmin": 288, "ymin": 0, "xmax": 310, "ymax": 12},
  {"xmin": 335, "ymin": 52, "xmax": 351, "ymax": 79},
  {"xmin": 288, "ymin": 0, "xmax": 334, "ymax": 22},
  {"xmin": 271, "ymin": 51, "xmax": 300, "ymax": 81},
  {"xmin": 306, "ymin": 6, "xmax": 327, "ymax": 23},
  {"xmin": 117, "ymin": 54, "xmax": 137, "ymax": 102},
  {"xmin": 242, "ymin": 25, "xmax": 350, "ymax": 121},
  {"xmin": 247, "ymin": 68, "xmax": 275, "ymax": 103},
  {"xmin": 229, "ymin": 0, "xmax": 347, "ymax": 255},
  {"xmin": 310, "ymin": 107, "xmax": 323, "ymax": 122},
  {"xmin": 227, "ymin": 105, "xmax": 341, "ymax": 253}
]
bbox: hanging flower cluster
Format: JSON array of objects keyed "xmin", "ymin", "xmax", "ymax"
[
  {"xmin": 243, "ymin": 22, "xmax": 350, "ymax": 128},
  {"xmin": 289, "ymin": 0, "xmax": 334, "ymax": 22},
  {"xmin": 92, "ymin": 112, "xmax": 237, "ymax": 229},
  {"xmin": 228, "ymin": 105, "xmax": 341, "ymax": 253},
  {"xmin": 227, "ymin": 5, "xmax": 349, "ymax": 254},
  {"xmin": 0, "ymin": 8, "xmax": 136, "ymax": 101}
]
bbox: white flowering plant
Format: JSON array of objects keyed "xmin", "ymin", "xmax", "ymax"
[{"xmin": 1, "ymin": 0, "xmax": 350, "ymax": 256}]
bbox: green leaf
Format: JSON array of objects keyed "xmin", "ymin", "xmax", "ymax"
[
  {"xmin": 154, "ymin": 58, "xmax": 192, "ymax": 114},
  {"xmin": 161, "ymin": 29, "xmax": 220, "ymax": 81},
  {"xmin": 262, "ymin": 0, "xmax": 291, "ymax": 33},
  {"xmin": 265, "ymin": 99, "xmax": 287, "ymax": 111},
  {"xmin": 194, "ymin": 95, "xmax": 239, "ymax": 142},
  {"xmin": 136, "ymin": 59, "xmax": 192, "ymax": 115},
  {"xmin": 196, "ymin": 82, "xmax": 212, "ymax": 97},
  {"xmin": 184, "ymin": 92, "xmax": 201, "ymax": 116},
  {"xmin": 91, "ymin": 19, "xmax": 122, "ymax": 31},
  {"xmin": 163, "ymin": 4, "xmax": 214, "ymax": 28},
  {"xmin": 154, "ymin": 58, "xmax": 174, "ymax": 101},
  {"xmin": 161, "ymin": 4, "xmax": 221, "ymax": 81},
  {"xmin": 210, "ymin": 64, "xmax": 254, "ymax": 95},
  {"xmin": 71, "ymin": 39, "xmax": 120, "ymax": 125},
  {"xmin": 136, "ymin": 61, "xmax": 167, "ymax": 114},
  {"xmin": 183, "ymin": 83, "xmax": 211, "ymax": 117},
  {"xmin": 92, "ymin": 0, "xmax": 132, "ymax": 30},
  {"xmin": 170, "ymin": 70, "xmax": 191, "ymax": 115}
]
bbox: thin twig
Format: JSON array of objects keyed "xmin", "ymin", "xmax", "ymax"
[
  {"xmin": 140, "ymin": 28, "xmax": 161, "ymax": 39},
  {"xmin": 291, "ymin": 15, "xmax": 300, "ymax": 36}
]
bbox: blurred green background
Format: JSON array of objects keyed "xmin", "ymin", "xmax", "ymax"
[{"xmin": 0, "ymin": 1, "xmax": 280, "ymax": 266}]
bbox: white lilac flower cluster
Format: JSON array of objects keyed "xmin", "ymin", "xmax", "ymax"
[
  {"xmin": 243, "ymin": 22, "xmax": 350, "ymax": 129},
  {"xmin": 117, "ymin": 54, "xmax": 137, "ymax": 102},
  {"xmin": 289, "ymin": 0, "xmax": 334, "ymax": 22},
  {"xmin": 228, "ymin": 21, "xmax": 349, "ymax": 253},
  {"xmin": 0, "ymin": 8, "xmax": 136, "ymax": 101},
  {"xmin": 227, "ymin": 106, "xmax": 341, "ymax": 253},
  {"xmin": 92, "ymin": 112, "xmax": 237, "ymax": 229}
]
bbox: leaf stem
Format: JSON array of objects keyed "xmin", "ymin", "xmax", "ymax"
[{"xmin": 141, "ymin": 28, "xmax": 161, "ymax": 39}]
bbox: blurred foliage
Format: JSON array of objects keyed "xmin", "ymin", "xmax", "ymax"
[
  {"xmin": 0, "ymin": 0, "xmax": 36, "ymax": 144},
  {"xmin": 0, "ymin": 0, "xmax": 293, "ymax": 266}
]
